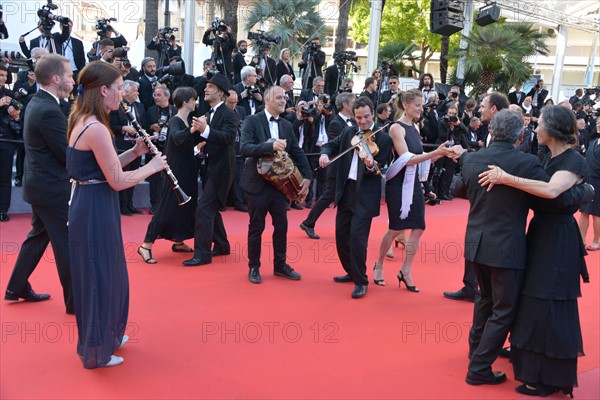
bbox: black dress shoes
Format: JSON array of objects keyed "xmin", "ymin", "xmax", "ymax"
[
  {"xmin": 274, "ymin": 264, "xmax": 301, "ymax": 280},
  {"xmin": 443, "ymin": 289, "xmax": 475, "ymax": 302},
  {"xmin": 211, "ymin": 249, "xmax": 231, "ymax": 257},
  {"xmin": 182, "ymin": 257, "xmax": 212, "ymax": 266},
  {"xmin": 128, "ymin": 204, "xmax": 143, "ymax": 214},
  {"xmin": 333, "ymin": 274, "xmax": 353, "ymax": 283},
  {"xmin": 120, "ymin": 206, "xmax": 133, "ymax": 216},
  {"xmin": 465, "ymin": 371, "xmax": 507, "ymax": 386},
  {"xmin": 5, "ymin": 289, "xmax": 51, "ymax": 302},
  {"xmin": 290, "ymin": 201, "xmax": 303, "ymax": 210},
  {"xmin": 299, "ymin": 223, "xmax": 320, "ymax": 239},
  {"xmin": 234, "ymin": 205, "xmax": 248, "ymax": 212},
  {"xmin": 66, "ymin": 307, "xmax": 75, "ymax": 315},
  {"xmin": 305, "ymin": 200, "xmax": 312, "ymax": 209},
  {"xmin": 248, "ymin": 268, "xmax": 262, "ymax": 284},
  {"xmin": 351, "ymin": 284, "xmax": 368, "ymax": 298},
  {"xmin": 499, "ymin": 346, "xmax": 511, "ymax": 358}
]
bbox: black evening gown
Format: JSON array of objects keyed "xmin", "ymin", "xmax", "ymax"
[
  {"xmin": 510, "ymin": 148, "xmax": 588, "ymax": 396},
  {"xmin": 67, "ymin": 123, "xmax": 128, "ymax": 368},
  {"xmin": 580, "ymin": 139, "xmax": 600, "ymax": 217},
  {"xmin": 144, "ymin": 115, "xmax": 201, "ymax": 243},
  {"xmin": 386, "ymin": 121, "xmax": 426, "ymax": 230}
]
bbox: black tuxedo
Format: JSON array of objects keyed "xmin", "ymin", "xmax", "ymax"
[
  {"xmin": 233, "ymin": 82, "xmax": 263, "ymax": 116},
  {"xmin": 299, "ymin": 89, "xmax": 320, "ymax": 103},
  {"xmin": 526, "ymin": 87, "xmax": 549, "ymax": 108},
  {"xmin": 138, "ymin": 74, "xmax": 157, "ymax": 110},
  {"xmin": 232, "ymin": 52, "xmax": 247, "ymax": 84},
  {"xmin": 508, "ymin": 90, "xmax": 526, "ymax": 106},
  {"xmin": 27, "ymin": 24, "xmax": 70, "ymax": 55},
  {"xmin": 321, "ymin": 124, "xmax": 391, "ymax": 286},
  {"xmin": 6, "ymin": 89, "xmax": 73, "ymax": 311},
  {"xmin": 192, "ymin": 75, "xmax": 210, "ymax": 116},
  {"xmin": 192, "ymin": 104, "xmax": 239, "ymax": 262},
  {"xmin": 240, "ymin": 111, "xmax": 312, "ymax": 270},
  {"xmin": 324, "ymin": 64, "xmax": 343, "ymax": 96},
  {"xmin": 109, "ymin": 101, "xmax": 145, "ymax": 210},
  {"xmin": 61, "ymin": 36, "xmax": 86, "ymax": 72},
  {"xmin": 379, "ymin": 90, "xmax": 399, "ymax": 106}
]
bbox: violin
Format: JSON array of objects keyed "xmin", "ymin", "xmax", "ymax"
[{"xmin": 351, "ymin": 129, "xmax": 381, "ymax": 175}]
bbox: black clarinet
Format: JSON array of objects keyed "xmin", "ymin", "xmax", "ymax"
[{"xmin": 120, "ymin": 102, "xmax": 190, "ymax": 205}]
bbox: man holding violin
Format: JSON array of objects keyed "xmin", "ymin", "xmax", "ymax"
[{"xmin": 319, "ymin": 97, "xmax": 391, "ymax": 298}]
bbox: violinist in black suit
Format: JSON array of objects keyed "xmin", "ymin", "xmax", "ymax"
[
  {"xmin": 4, "ymin": 54, "xmax": 75, "ymax": 314},
  {"xmin": 319, "ymin": 97, "xmax": 392, "ymax": 299},
  {"xmin": 240, "ymin": 86, "xmax": 312, "ymax": 284},
  {"xmin": 183, "ymin": 74, "xmax": 238, "ymax": 266},
  {"xmin": 109, "ymin": 80, "xmax": 145, "ymax": 215}
]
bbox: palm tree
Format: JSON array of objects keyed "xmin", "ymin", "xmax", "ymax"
[
  {"xmin": 378, "ymin": 41, "xmax": 420, "ymax": 77},
  {"xmin": 244, "ymin": 0, "xmax": 324, "ymax": 61},
  {"xmin": 335, "ymin": 0, "xmax": 353, "ymax": 53},
  {"xmin": 439, "ymin": 35, "xmax": 450, "ymax": 84},
  {"xmin": 144, "ymin": 0, "xmax": 159, "ymax": 57},
  {"xmin": 452, "ymin": 22, "xmax": 553, "ymax": 95},
  {"xmin": 216, "ymin": 0, "xmax": 239, "ymax": 41}
]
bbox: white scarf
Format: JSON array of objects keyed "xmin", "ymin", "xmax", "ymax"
[{"xmin": 386, "ymin": 152, "xmax": 415, "ymax": 219}]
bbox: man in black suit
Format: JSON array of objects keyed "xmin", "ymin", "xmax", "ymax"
[
  {"xmin": 298, "ymin": 37, "xmax": 325, "ymax": 89},
  {"xmin": 147, "ymin": 29, "xmax": 182, "ymax": 67},
  {"xmin": 526, "ymin": 79, "xmax": 548, "ymax": 111},
  {"xmin": 240, "ymin": 85, "xmax": 312, "ymax": 284},
  {"xmin": 4, "ymin": 54, "xmax": 75, "ymax": 314},
  {"xmin": 319, "ymin": 97, "xmax": 391, "ymax": 298},
  {"xmin": 324, "ymin": 62, "xmax": 343, "ymax": 96},
  {"xmin": 225, "ymin": 89, "xmax": 247, "ymax": 211},
  {"xmin": 507, "ymin": 84, "xmax": 526, "ymax": 106},
  {"xmin": 232, "ymin": 40, "xmax": 248, "ymax": 84},
  {"xmin": 378, "ymin": 75, "xmax": 400, "ymax": 106},
  {"xmin": 183, "ymin": 74, "xmax": 238, "ymax": 266},
  {"xmin": 233, "ymin": 66, "xmax": 263, "ymax": 117},
  {"xmin": 453, "ymin": 109, "xmax": 592, "ymax": 385},
  {"xmin": 299, "ymin": 76, "xmax": 324, "ymax": 104},
  {"xmin": 109, "ymin": 80, "xmax": 144, "ymax": 215},
  {"xmin": 61, "ymin": 21, "xmax": 86, "ymax": 83},
  {"xmin": 24, "ymin": 22, "xmax": 70, "ymax": 56},
  {"xmin": 279, "ymin": 74, "xmax": 296, "ymax": 118},
  {"xmin": 87, "ymin": 26, "xmax": 127, "ymax": 62},
  {"xmin": 250, "ymin": 43, "xmax": 277, "ymax": 87},
  {"xmin": 300, "ymin": 92, "xmax": 355, "ymax": 239},
  {"xmin": 138, "ymin": 57, "xmax": 158, "ymax": 110},
  {"xmin": 569, "ymin": 88, "xmax": 584, "ymax": 107}
]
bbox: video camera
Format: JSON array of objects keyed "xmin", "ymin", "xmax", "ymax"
[
  {"xmin": 37, "ymin": 1, "xmax": 69, "ymax": 32},
  {"xmin": 157, "ymin": 61, "xmax": 185, "ymax": 85},
  {"xmin": 159, "ymin": 27, "xmax": 178, "ymax": 41},
  {"xmin": 96, "ymin": 17, "xmax": 117, "ymax": 37},
  {"xmin": 211, "ymin": 17, "xmax": 228, "ymax": 34},
  {"xmin": 248, "ymin": 30, "xmax": 281, "ymax": 45},
  {"xmin": 333, "ymin": 51, "xmax": 358, "ymax": 73}
]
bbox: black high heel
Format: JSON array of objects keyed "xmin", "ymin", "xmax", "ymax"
[
  {"xmin": 395, "ymin": 237, "xmax": 407, "ymax": 248},
  {"xmin": 373, "ymin": 262, "xmax": 385, "ymax": 286},
  {"xmin": 138, "ymin": 246, "xmax": 157, "ymax": 264},
  {"xmin": 397, "ymin": 271, "xmax": 419, "ymax": 292}
]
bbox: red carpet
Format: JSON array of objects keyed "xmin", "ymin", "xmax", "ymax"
[{"xmin": 1, "ymin": 200, "xmax": 599, "ymax": 399}]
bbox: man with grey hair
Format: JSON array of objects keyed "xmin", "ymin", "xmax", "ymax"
[
  {"xmin": 279, "ymin": 74, "xmax": 295, "ymax": 116},
  {"xmin": 299, "ymin": 76, "xmax": 324, "ymax": 104},
  {"xmin": 109, "ymin": 80, "xmax": 144, "ymax": 215},
  {"xmin": 233, "ymin": 66, "xmax": 263, "ymax": 116},
  {"xmin": 300, "ymin": 92, "xmax": 356, "ymax": 239},
  {"xmin": 452, "ymin": 109, "xmax": 591, "ymax": 386}
]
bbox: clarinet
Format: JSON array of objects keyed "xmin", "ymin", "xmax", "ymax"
[{"xmin": 119, "ymin": 102, "xmax": 191, "ymax": 205}]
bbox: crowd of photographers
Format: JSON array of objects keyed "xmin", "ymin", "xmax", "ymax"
[{"xmin": 1, "ymin": 12, "xmax": 599, "ymax": 221}]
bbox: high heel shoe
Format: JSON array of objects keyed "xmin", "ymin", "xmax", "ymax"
[
  {"xmin": 138, "ymin": 246, "xmax": 157, "ymax": 264},
  {"xmin": 397, "ymin": 271, "xmax": 419, "ymax": 292},
  {"xmin": 373, "ymin": 262, "xmax": 385, "ymax": 286},
  {"xmin": 395, "ymin": 237, "xmax": 407, "ymax": 249}
]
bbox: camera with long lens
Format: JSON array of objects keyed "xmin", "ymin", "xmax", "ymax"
[
  {"xmin": 37, "ymin": 1, "xmax": 69, "ymax": 28},
  {"xmin": 205, "ymin": 67, "xmax": 220, "ymax": 80},
  {"xmin": 300, "ymin": 103, "xmax": 319, "ymax": 119},
  {"xmin": 156, "ymin": 61, "xmax": 185, "ymax": 85},
  {"xmin": 247, "ymin": 86, "xmax": 261, "ymax": 95},
  {"xmin": 158, "ymin": 26, "xmax": 178, "ymax": 41},
  {"xmin": 157, "ymin": 115, "xmax": 168, "ymax": 142},
  {"xmin": 211, "ymin": 17, "xmax": 228, "ymax": 34},
  {"xmin": 319, "ymin": 94, "xmax": 332, "ymax": 111},
  {"xmin": 96, "ymin": 17, "xmax": 117, "ymax": 38},
  {"xmin": 121, "ymin": 46, "xmax": 131, "ymax": 69},
  {"xmin": 0, "ymin": 51, "xmax": 22, "ymax": 60},
  {"xmin": 333, "ymin": 51, "xmax": 359, "ymax": 73},
  {"xmin": 338, "ymin": 86, "xmax": 353, "ymax": 94},
  {"xmin": 248, "ymin": 30, "xmax": 281, "ymax": 45},
  {"xmin": 443, "ymin": 114, "xmax": 459, "ymax": 123}
]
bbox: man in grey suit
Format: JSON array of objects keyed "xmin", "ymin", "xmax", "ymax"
[
  {"xmin": 4, "ymin": 54, "xmax": 75, "ymax": 314},
  {"xmin": 239, "ymin": 86, "xmax": 312, "ymax": 284}
]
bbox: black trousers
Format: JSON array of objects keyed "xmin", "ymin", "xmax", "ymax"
[
  {"xmin": 246, "ymin": 184, "xmax": 289, "ymax": 270},
  {"xmin": 118, "ymin": 156, "xmax": 140, "ymax": 208},
  {"xmin": 14, "ymin": 143, "xmax": 24, "ymax": 180},
  {"xmin": 227, "ymin": 159, "xmax": 245, "ymax": 208},
  {"xmin": 303, "ymin": 166, "xmax": 335, "ymax": 228},
  {"xmin": 0, "ymin": 140, "xmax": 17, "ymax": 212},
  {"xmin": 193, "ymin": 178, "xmax": 230, "ymax": 262},
  {"xmin": 6, "ymin": 204, "xmax": 73, "ymax": 310},
  {"xmin": 468, "ymin": 263, "xmax": 524, "ymax": 376},
  {"xmin": 462, "ymin": 259, "xmax": 478, "ymax": 295},
  {"xmin": 335, "ymin": 180, "xmax": 373, "ymax": 286}
]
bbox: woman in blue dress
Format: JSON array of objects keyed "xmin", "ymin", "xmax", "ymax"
[{"xmin": 67, "ymin": 61, "xmax": 168, "ymax": 368}]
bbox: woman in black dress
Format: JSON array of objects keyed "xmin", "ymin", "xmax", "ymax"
[
  {"xmin": 138, "ymin": 87, "xmax": 201, "ymax": 263},
  {"xmin": 579, "ymin": 119, "xmax": 600, "ymax": 251},
  {"xmin": 67, "ymin": 62, "xmax": 167, "ymax": 368},
  {"xmin": 276, "ymin": 48, "xmax": 295, "ymax": 84},
  {"xmin": 373, "ymin": 89, "xmax": 452, "ymax": 290},
  {"xmin": 480, "ymin": 105, "xmax": 590, "ymax": 397}
]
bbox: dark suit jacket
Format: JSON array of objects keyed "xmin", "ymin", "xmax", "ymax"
[
  {"xmin": 109, "ymin": 101, "xmax": 145, "ymax": 152},
  {"xmin": 508, "ymin": 90, "xmax": 526, "ymax": 106},
  {"xmin": 62, "ymin": 36, "xmax": 86, "ymax": 72},
  {"xmin": 232, "ymin": 52, "xmax": 247, "ymax": 84},
  {"xmin": 327, "ymin": 114, "xmax": 354, "ymax": 141},
  {"xmin": 21, "ymin": 90, "xmax": 70, "ymax": 206},
  {"xmin": 233, "ymin": 81, "xmax": 263, "ymax": 117},
  {"xmin": 138, "ymin": 74, "xmax": 156, "ymax": 110},
  {"xmin": 299, "ymin": 89, "xmax": 319, "ymax": 103},
  {"xmin": 321, "ymin": 125, "xmax": 391, "ymax": 218},
  {"xmin": 323, "ymin": 64, "xmax": 342, "ymax": 96},
  {"xmin": 202, "ymin": 31, "xmax": 234, "ymax": 78},
  {"xmin": 240, "ymin": 111, "xmax": 312, "ymax": 194},
  {"xmin": 27, "ymin": 24, "xmax": 70, "ymax": 55},
  {"xmin": 276, "ymin": 61, "xmax": 296, "ymax": 84},
  {"xmin": 201, "ymin": 104, "xmax": 239, "ymax": 203},
  {"xmin": 251, "ymin": 56, "xmax": 277, "ymax": 86},
  {"xmin": 526, "ymin": 87, "xmax": 549, "ymax": 107},
  {"xmin": 380, "ymin": 90, "xmax": 399, "ymax": 106}
]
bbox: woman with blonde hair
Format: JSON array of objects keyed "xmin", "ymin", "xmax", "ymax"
[{"xmin": 276, "ymin": 47, "xmax": 296, "ymax": 84}]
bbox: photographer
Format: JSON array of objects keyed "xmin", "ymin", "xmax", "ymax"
[
  {"xmin": 298, "ymin": 37, "xmax": 325, "ymax": 90},
  {"xmin": 233, "ymin": 66, "xmax": 263, "ymax": 116},
  {"xmin": 203, "ymin": 19, "xmax": 234, "ymax": 81},
  {"xmin": 0, "ymin": 5, "xmax": 8, "ymax": 40},
  {"xmin": 163, "ymin": 56, "xmax": 194, "ymax": 93},
  {"xmin": 87, "ymin": 18, "xmax": 127, "ymax": 62},
  {"xmin": 438, "ymin": 85, "xmax": 464, "ymax": 116},
  {"xmin": 60, "ymin": 21, "xmax": 86, "ymax": 83},
  {"xmin": 299, "ymin": 76, "xmax": 325, "ymax": 104},
  {"xmin": 144, "ymin": 86, "xmax": 177, "ymax": 213},
  {"xmin": 147, "ymin": 27, "xmax": 181, "ymax": 67},
  {"xmin": 138, "ymin": 57, "xmax": 158, "ymax": 110},
  {"xmin": 421, "ymin": 92, "xmax": 440, "ymax": 145},
  {"xmin": 112, "ymin": 47, "xmax": 139, "ymax": 81},
  {"xmin": 233, "ymin": 40, "xmax": 248, "ymax": 84},
  {"xmin": 192, "ymin": 59, "xmax": 217, "ymax": 117},
  {"xmin": 0, "ymin": 65, "xmax": 21, "ymax": 222},
  {"xmin": 250, "ymin": 43, "xmax": 277, "ymax": 87},
  {"xmin": 292, "ymin": 100, "xmax": 316, "ymax": 209},
  {"xmin": 378, "ymin": 61, "xmax": 398, "ymax": 93},
  {"xmin": 435, "ymin": 104, "xmax": 467, "ymax": 200},
  {"xmin": 94, "ymin": 38, "xmax": 114, "ymax": 63},
  {"xmin": 22, "ymin": 15, "xmax": 70, "ymax": 57}
]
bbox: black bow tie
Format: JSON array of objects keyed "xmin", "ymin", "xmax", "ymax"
[
  {"xmin": 270, "ymin": 116, "xmax": 280, "ymax": 123},
  {"xmin": 210, "ymin": 108, "xmax": 215, "ymax": 114}
]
